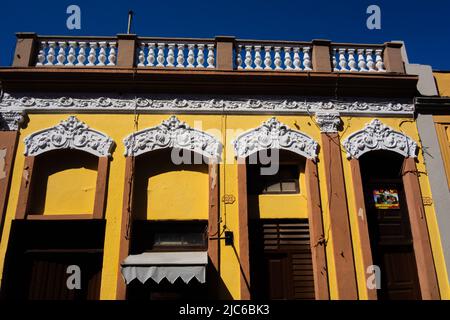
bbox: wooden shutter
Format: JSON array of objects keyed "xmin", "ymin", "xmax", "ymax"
[{"xmin": 252, "ymin": 219, "xmax": 315, "ymax": 300}]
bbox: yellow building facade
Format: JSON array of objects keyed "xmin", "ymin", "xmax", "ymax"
[{"xmin": 0, "ymin": 33, "xmax": 448, "ymax": 300}]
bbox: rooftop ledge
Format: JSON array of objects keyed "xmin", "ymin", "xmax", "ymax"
[{"xmin": 11, "ymin": 32, "xmax": 406, "ymax": 74}]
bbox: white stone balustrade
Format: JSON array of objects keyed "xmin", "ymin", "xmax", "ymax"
[
  {"xmin": 332, "ymin": 47, "xmax": 386, "ymax": 72},
  {"xmin": 36, "ymin": 40, "xmax": 117, "ymax": 67},
  {"xmin": 137, "ymin": 42, "xmax": 216, "ymax": 68},
  {"xmin": 234, "ymin": 44, "xmax": 312, "ymax": 71}
]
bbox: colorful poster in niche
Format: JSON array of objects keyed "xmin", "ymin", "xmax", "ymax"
[{"xmin": 373, "ymin": 189, "xmax": 400, "ymax": 209}]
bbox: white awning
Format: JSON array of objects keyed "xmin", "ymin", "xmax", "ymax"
[{"xmin": 120, "ymin": 251, "xmax": 208, "ymax": 285}]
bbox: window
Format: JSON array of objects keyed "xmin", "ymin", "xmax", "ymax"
[
  {"xmin": 130, "ymin": 221, "xmax": 208, "ymax": 253},
  {"xmin": 249, "ymin": 164, "xmax": 300, "ymax": 194},
  {"xmin": 154, "ymin": 232, "xmax": 205, "ymax": 247}
]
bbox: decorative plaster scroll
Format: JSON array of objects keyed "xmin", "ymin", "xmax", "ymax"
[
  {"xmin": 315, "ymin": 111, "xmax": 341, "ymax": 133},
  {"xmin": 0, "ymin": 111, "xmax": 24, "ymax": 131},
  {"xmin": 233, "ymin": 117, "xmax": 318, "ymax": 160},
  {"xmin": 24, "ymin": 116, "xmax": 114, "ymax": 157},
  {"xmin": 0, "ymin": 93, "xmax": 414, "ymax": 116},
  {"xmin": 123, "ymin": 115, "xmax": 222, "ymax": 159},
  {"xmin": 342, "ymin": 119, "xmax": 417, "ymax": 159}
]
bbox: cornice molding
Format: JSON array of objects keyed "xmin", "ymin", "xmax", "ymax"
[
  {"xmin": 0, "ymin": 111, "xmax": 24, "ymax": 131},
  {"xmin": 233, "ymin": 117, "xmax": 318, "ymax": 160},
  {"xmin": 315, "ymin": 111, "xmax": 341, "ymax": 133},
  {"xmin": 342, "ymin": 119, "xmax": 418, "ymax": 159},
  {"xmin": 24, "ymin": 116, "xmax": 114, "ymax": 157},
  {"xmin": 123, "ymin": 115, "xmax": 222, "ymax": 159},
  {"xmin": 0, "ymin": 93, "xmax": 414, "ymax": 116}
]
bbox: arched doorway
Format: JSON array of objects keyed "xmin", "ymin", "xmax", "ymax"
[
  {"xmin": 344, "ymin": 119, "xmax": 440, "ymax": 300},
  {"xmin": 360, "ymin": 150, "xmax": 421, "ymax": 299},
  {"xmin": 234, "ymin": 117, "xmax": 328, "ymax": 300},
  {"xmin": 117, "ymin": 116, "xmax": 222, "ymax": 300}
]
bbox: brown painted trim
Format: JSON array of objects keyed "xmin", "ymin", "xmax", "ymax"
[
  {"xmin": 27, "ymin": 214, "xmax": 93, "ymax": 220},
  {"xmin": 93, "ymin": 157, "xmax": 109, "ymax": 219},
  {"xmin": 349, "ymin": 159, "xmax": 377, "ymax": 300},
  {"xmin": 0, "ymin": 68, "xmax": 418, "ymax": 98},
  {"xmin": 208, "ymin": 161, "xmax": 220, "ymax": 297},
  {"xmin": 215, "ymin": 36, "xmax": 235, "ymax": 71},
  {"xmin": 402, "ymin": 157, "xmax": 440, "ymax": 299},
  {"xmin": 116, "ymin": 156, "xmax": 134, "ymax": 300},
  {"xmin": 312, "ymin": 39, "xmax": 332, "ymax": 72},
  {"xmin": 0, "ymin": 131, "xmax": 19, "ymax": 234},
  {"xmin": 16, "ymin": 154, "xmax": 109, "ymax": 221},
  {"xmin": 305, "ymin": 159, "xmax": 329, "ymax": 299},
  {"xmin": 12, "ymin": 33, "xmax": 37, "ymax": 67},
  {"xmin": 321, "ymin": 133, "xmax": 358, "ymax": 299},
  {"xmin": 237, "ymin": 159, "xmax": 251, "ymax": 300},
  {"xmin": 15, "ymin": 156, "xmax": 36, "ymax": 220},
  {"xmin": 117, "ymin": 34, "xmax": 137, "ymax": 68},
  {"xmin": 383, "ymin": 42, "xmax": 406, "ymax": 74}
]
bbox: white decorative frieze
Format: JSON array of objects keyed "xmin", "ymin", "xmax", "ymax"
[
  {"xmin": 342, "ymin": 119, "xmax": 417, "ymax": 159},
  {"xmin": 0, "ymin": 111, "xmax": 24, "ymax": 131},
  {"xmin": 315, "ymin": 112, "xmax": 341, "ymax": 133},
  {"xmin": 24, "ymin": 116, "xmax": 114, "ymax": 157},
  {"xmin": 123, "ymin": 116, "xmax": 222, "ymax": 159},
  {"xmin": 0, "ymin": 93, "xmax": 414, "ymax": 116},
  {"xmin": 233, "ymin": 117, "xmax": 318, "ymax": 160}
]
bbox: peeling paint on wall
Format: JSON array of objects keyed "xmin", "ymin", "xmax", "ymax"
[{"xmin": 0, "ymin": 148, "xmax": 6, "ymax": 180}]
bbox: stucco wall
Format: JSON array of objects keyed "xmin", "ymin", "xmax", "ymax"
[{"xmin": 0, "ymin": 113, "xmax": 448, "ymax": 299}]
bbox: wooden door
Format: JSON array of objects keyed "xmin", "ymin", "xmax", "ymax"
[
  {"xmin": 250, "ymin": 219, "xmax": 315, "ymax": 300},
  {"xmin": 364, "ymin": 181, "xmax": 421, "ymax": 300},
  {"xmin": 25, "ymin": 251, "xmax": 103, "ymax": 300}
]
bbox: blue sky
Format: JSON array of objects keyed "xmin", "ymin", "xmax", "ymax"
[{"xmin": 0, "ymin": 0, "xmax": 449, "ymax": 69}]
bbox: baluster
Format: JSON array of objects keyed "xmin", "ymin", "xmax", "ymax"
[
  {"xmin": 264, "ymin": 46, "xmax": 272, "ymax": 70},
  {"xmin": 187, "ymin": 44, "xmax": 195, "ymax": 68},
  {"xmin": 366, "ymin": 49, "xmax": 376, "ymax": 72},
  {"xmin": 107, "ymin": 42, "xmax": 117, "ymax": 66},
  {"xmin": 348, "ymin": 48, "xmax": 358, "ymax": 71},
  {"xmin": 87, "ymin": 42, "xmax": 98, "ymax": 66},
  {"xmin": 45, "ymin": 41, "xmax": 56, "ymax": 66},
  {"xmin": 147, "ymin": 43, "xmax": 156, "ymax": 67},
  {"xmin": 36, "ymin": 41, "xmax": 46, "ymax": 66},
  {"xmin": 274, "ymin": 47, "xmax": 282, "ymax": 70},
  {"xmin": 293, "ymin": 47, "xmax": 301, "ymax": 70},
  {"xmin": 176, "ymin": 44, "xmax": 186, "ymax": 68},
  {"xmin": 236, "ymin": 45, "xmax": 243, "ymax": 70},
  {"xmin": 244, "ymin": 46, "xmax": 253, "ymax": 70},
  {"xmin": 166, "ymin": 44, "xmax": 175, "ymax": 67},
  {"xmin": 137, "ymin": 43, "xmax": 146, "ymax": 67},
  {"xmin": 357, "ymin": 48, "xmax": 368, "ymax": 72},
  {"xmin": 375, "ymin": 49, "xmax": 386, "ymax": 72},
  {"xmin": 156, "ymin": 43, "xmax": 165, "ymax": 67},
  {"xmin": 66, "ymin": 41, "xmax": 77, "ymax": 66},
  {"xmin": 332, "ymin": 48, "xmax": 339, "ymax": 71},
  {"xmin": 56, "ymin": 42, "xmax": 67, "ymax": 66},
  {"xmin": 207, "ymin": 44, "xmax": 215, "ymax": 68},
  {"xmin": 284, "ymin": 47, "xmax": 293, "ymax": 70},
  {"xmin": 196, "ymin": 44, "xmax": 205, "ymax": 68},
  {"xmin": 302, "ymin": 47, "xmax": 312, "ymax": 71},
  {"xmin": 97, "ymin": 42, "xmax": 107, "ymax": 66},
  {"xmin": 338, "ymin": 48, "xmax": 348, "ymax": 71},
  {"xmin": 76, "ymin": 42, "xmax": 87, "ymax": 66},
  {"xmin": 253, "ymin": 46, "xmax": 263, "ymax": 70}
]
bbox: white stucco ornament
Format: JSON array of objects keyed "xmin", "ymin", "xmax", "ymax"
[
  {"xmin": 342, "ymin": 119, "xmax": 417, "ymax": 159},
  {"xmin": 123, "ymin": 115, "xmax": 222, "ymax": 159},
  {"xmin": 24, "ymin": 116, "xmax": 114, "ymax": 157},
  {"xmin": 233, "ymin": 117, "xmax": 318, "ymax": 160}
]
